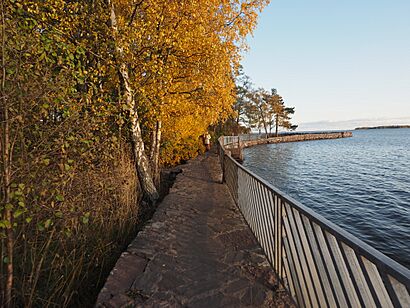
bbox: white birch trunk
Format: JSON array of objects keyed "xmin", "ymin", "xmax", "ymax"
[
  {"xmin": 152, "ymin": 120, "xmax": 161, "ymax": 187},
  {"xmin": 149, "ymin": 127, "xmax": 157, "ymax": 163},
  {"xmin": 109, "ymin": 1, "xmax": 158, "ymax": 203}
]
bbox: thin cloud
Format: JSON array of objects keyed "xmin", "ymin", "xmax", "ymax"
[{"xmin": 297, "ymin": 117, "xmax": 410, "ymax": 131}]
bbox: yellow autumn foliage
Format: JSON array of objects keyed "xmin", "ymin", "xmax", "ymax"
[{"xmin": 1, "ymin": 0, "xmax": 269, "ymax": 306}]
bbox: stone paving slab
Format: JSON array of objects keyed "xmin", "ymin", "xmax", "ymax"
[{"xmin": 96, "ymin": 150, "xmax": 294, "ymax": 307}]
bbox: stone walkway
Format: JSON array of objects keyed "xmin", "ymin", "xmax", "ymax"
[{"xmin": 96, "ymin": 150, "xmax": 294, "ymax": 307}]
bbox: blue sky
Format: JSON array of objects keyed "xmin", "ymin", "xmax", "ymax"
[{"xmin": 241, "ymin": 0, "xmax": 410, "ymax": 130}]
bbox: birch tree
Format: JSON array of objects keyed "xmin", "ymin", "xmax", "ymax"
[{"xmin": 109, "ymin": 0, "xmax": 158, "ymax": 203}]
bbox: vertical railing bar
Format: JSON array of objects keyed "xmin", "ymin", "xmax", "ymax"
[
  {"xmin": 265, "ymin": 189, "xmax": 277, "ymax": 267},
  {"xmin": 244, "ymin": 173, "xmax": 253, "ymax": 229},
  {"xmin": 225, "ymin": 157, "xmax": 230, "ymax": 189},
  {"xmin": 249, "ymin": 176, "xmax": 259, "ymax": 235},
  {"xmin": 259, "ymin": 183, "xmax": 273, "ymax": 261},
  {"xmin": 293, "ymin": 210, "xmax": 328, "ymax": 308},
  {"xmin": 279, "ymin": 196, "xmax": 284, "ymax": 280},
  {"xmin": 246, "ymin": 174, "xmax": 253, "ymax": 227},
  {"xmin": 235, "ymin": 161, "xmax": 239, "ymax": 203},
  {"xmin": 226, "ymin": 157, "xmax": 230, "ymax": 189},
  {"xmin": 356, "ymin": 253, "xmax": 382, "ymax": 308},
  {"xmin": 361, "ymin": 257, "xmax": 393, "ymax": 307},
  {"xmin": 275, "ymin": 194, "xmax": 281, "ymax": 275},
  {"xmin": 380, "ymin": 270, "xmax": 402, "ymax": 308},
  {"xmin": 249, "ymin": 175, "xmax": 257, "ymax": 232},
  {"xmin": 281, "ymin": 254, "xmax": 285, "ymax": 283},
  {"xmin": 256, "ymin": 181, "xmax": 269, "ymax": 251},
  {"xmin": 231, "ymin": 159, "xmax": 236, "ymax": 200},
  {"xmin": 224, "ymin": 154, "xmax": 227, "ymax": 183},
  {"xmin": 253, "ymin": 180, "xmax": 267, "ymax": 250},
  {"xmin": 264, "ymin": 187, "xmax": 277, "ymax": 265},
  {"xmin": 337, "ymin": 239, "xmax": 366, "ymax": 308},
  {"xmin": 323, "ymin": 230, "xmax": 353, "ymax": 307},
  {"xmin": 231, "ymin": 159, "xmax": 235, "ymax": 191},
  {"xmin": 282, "ymin": 215, "xmax": 306, "ymax": 307},
  {"xmin": 252, "ymin": 178, "xmax": 260, "ymax": 236},
  {"xmin": 222, "ymin": 153, "xmax": 225, "ymax": 183},
  {"xmin": 232, "ymin": 159, "xmax": 235, "ymax": 199},
  {"xmin": 269, "ymin": 191, "xmax": 282, "ymax": 278},
  {"xmin": 241, "ymin": 170, "xmax": 250, "ymax": 221},
  {"xmin": 230, "ymin": 161, "xmax": 236, "ymax": 203},
  {"xmin": 301, "ymin": 215, "xmax": 334, "ymax": 308},
  {"xmin": 278, "ymin": 194, "xmax": 283, "ymax": 274},
  {"xmin": 261, "ymin": 184, "xmax": 274, "ymax": 261},
  {"xmin": 237, "ymin": 167, "xmax": 242, "ymax": 205},
  {"xmin": 274, "ymin": 193, "xmax": 278, "ymax": 272},
  {"xmin": 254, "ymin": 180, "xmax": 266, "ymax": 246},
  {"xmin": 327, "ymin": 231, "xmax": 364, "ymax": 307},
  {"xmin": 241, "ymin": 172, "xmax": 251, "ymax": 226},
  {"xmin": 312, "ymin": 222, "xmax": 344, "ymax": 308},
  {"xmin": 339, "ymin": 243, "xmax": 378, "ymax": 307},
  {"xmin": 237, "ymin": 168, "xmax": 245, "ymax": 217},
  {"xmin": 288, "ymin": 207, "xmax": 321, "ymax": 308},
  {"xmin": 229, "ymin": 158, "xmax": 234, "ymax": 199},
  {"xmin": 255, "ymin": 183, "xmax": 269, "ymax": 257},
  {"xmin": 240, "ymin": 170, "xmax": 248, "ymax": 216},
  {"xmin": 240, "ymin": 168, "xmax": 246, "ymax": 209},
  {"xmin": 282, "ymin": 238, "xmax": 298, "ymax": 300},
  {"xmin": 387, "ymin": 276, "xmax": 410, "ymax": 308},
  {"xmin": 283, "ymin": 202, "xmax": 314, "ymax": 308},
  {"xmin": 232, "ymin": 159, "xmax": 236, "ymax": 201}
]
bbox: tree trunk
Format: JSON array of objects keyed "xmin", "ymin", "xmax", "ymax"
[
  {"xmin": 262, "ymin": 118, "xmax": 268, "ymax": 138},
  {"xmin": 1, "ymin": 78, "xmax": 13, "ymax": 308},
  {"xmin": 275, "ymin": 114, "xmax": 279, "ymax": 137},
  {"xmin": 151, "ymin": 120, "xmax": 161, "ymax": 188},
  {"xmin": 109, "ymin": 1, "xmax": 158, "ymax": 203},
  {"xmin": 258, "ymin": 108, "xmax": 268, "ymax": 138},
  {"xmin": 149, "ymin": 127, "xmax": 157, "ymax": 164},
  {"xmin": 1, "ymin": 1, "xmax": 13, "ymax": 304}
]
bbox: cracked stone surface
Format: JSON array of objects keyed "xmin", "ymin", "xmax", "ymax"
[{"xmin": 96, "ymin": 149, "xmax": 294, "ymax": 307}]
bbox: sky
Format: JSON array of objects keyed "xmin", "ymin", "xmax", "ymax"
[{"xmin": 241, "ymin": 0, "xmax": 410, "ymax": 131}]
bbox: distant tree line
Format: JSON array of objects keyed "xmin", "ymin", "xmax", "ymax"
[{"xmin": 225, "ymin": 68, "xmax": 298, "ymax": 136}]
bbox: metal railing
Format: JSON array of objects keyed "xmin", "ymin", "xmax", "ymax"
[{"xmin": 218, "ymin": 136, "xmax": 410, "ymax": 308}]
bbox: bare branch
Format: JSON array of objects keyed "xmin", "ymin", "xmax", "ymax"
[{"xmin": 128, "ymin": 0, "xmax": 145, "ymax": 27}]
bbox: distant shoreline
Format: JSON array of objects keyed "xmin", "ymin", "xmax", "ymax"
[{"xmin": 355, "ymin": 125, "xmax": 410, "ymax": 130}]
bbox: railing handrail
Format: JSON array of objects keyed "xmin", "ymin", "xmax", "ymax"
[{"xmin": 218, "ymin": 135, "xmax": 410, "ymax": 307}]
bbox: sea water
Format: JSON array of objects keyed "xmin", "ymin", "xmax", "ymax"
[{"xmin": 243, "ymin": 128, "xmax": 410, "ymax": 268}]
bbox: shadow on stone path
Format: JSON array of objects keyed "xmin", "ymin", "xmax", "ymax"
[{"xmin": 96, "ymin": 149, "xmax": 294, "ymax": 307}]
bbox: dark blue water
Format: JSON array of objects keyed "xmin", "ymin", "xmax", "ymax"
[{"xmin": 243, "ymin": 128, "xmax": 410, "ymax": 268}]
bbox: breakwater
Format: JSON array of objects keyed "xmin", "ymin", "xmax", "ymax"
[
  {"xmin": 224, "ymin": 132, "xmax": 352, "ymax": 162},
  {"xmin": 241, "ymin": 132, "xmax": 352, "ymax": 148}
]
